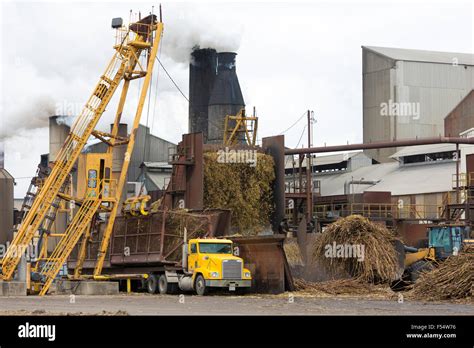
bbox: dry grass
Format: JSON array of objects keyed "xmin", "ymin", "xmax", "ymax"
[
  {"xmin": 294, "ymin": 278, "xmax": 394, "ymax": 297},
  {"xmin": 284, "ymin": 239, "xmax": 303, "ymax": 265},
  {"xmin": 412, "ymin": 245, "xmax": 474, "ymax": 301},
  {"xmin": 312, "ymin": 215, "xmax": 401, "ymax": 283},
  {"xmin": 203, "ymin": 151, "xmax": 275, "ymax": 235}
]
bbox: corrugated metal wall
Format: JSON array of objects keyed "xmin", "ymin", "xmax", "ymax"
[
  {"xmin": 363, "ymin": 48, "xmax": 474, "ymax": 163},
  {"xmin": 88, "ymin": 124, "xmax": 176, "ymax": 182}
]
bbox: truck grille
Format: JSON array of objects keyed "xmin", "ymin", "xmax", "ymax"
[{"xmin": 222, "ymin": 259, "xmax": 242, "ymax": 279}]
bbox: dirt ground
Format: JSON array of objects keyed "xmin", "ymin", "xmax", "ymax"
[{"xmin": 0, "ymin": 292, "xmax": 472, "ymax": 315}]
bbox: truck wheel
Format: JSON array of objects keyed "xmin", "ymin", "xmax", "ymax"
[
  {"xmin": 158, "ymin": 274, "xmax": 178, "ymax": 294},
  {"xmin": 146, "ymin": 274, "xmax": 158, "ymax": 294},
  {"xmin": 194, "ymin": 274, "xmax": 207, "ymax": 296}
]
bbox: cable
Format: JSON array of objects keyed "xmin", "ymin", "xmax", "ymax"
[
  {"xmin": 155, "ymin": 56, "xmax": 189, "ymax": 102},
  {"xmin": 285, "ymin": 124, "xmax": 307, "ymax": 168},
  {"xmin": 294, "ymin": 124, "xmax": 308, "ymax": 149},
  {"xmin": 278, "ymin": 111, "xmax": 307, "ymax": 135},
  {"xmin": 155, "ymin": 56, "xmax": 225, "ymax": 135}
]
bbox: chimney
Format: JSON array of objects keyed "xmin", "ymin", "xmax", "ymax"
[
  {"xmin": 188, "ymin": 48, "xmax": 218, "ymax": 142},
  {"xmin": 207, "ymin": 52, "xmax": 245, "ymax": 144},
  {"xmin": 0, "ymin": 141, "xmax": 14, "ymax": 245},
  {"xmin": 49, "ymin": 115, "xmax": 71, "ymax": 163}
]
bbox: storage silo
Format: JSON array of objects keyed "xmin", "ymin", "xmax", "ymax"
[{"xmin": 0, "ymin": 142, "xmax": 14, "ymax": 246}]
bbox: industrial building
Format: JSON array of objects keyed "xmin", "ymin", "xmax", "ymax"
[{"xmin": 362, "ymin": 46, "xmax": 474, "ymax": 162}]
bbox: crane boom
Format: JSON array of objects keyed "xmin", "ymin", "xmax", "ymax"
[{"xmin": 1, "ymin": 14, "xmax": 164, "ymax": 292}]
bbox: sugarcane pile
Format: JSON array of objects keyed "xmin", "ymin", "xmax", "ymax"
[
  {"xmin": 312, "ymin": 215, "xmax": 401, "ymax": 283},
  {"xmin": 203, "ymin": 151, "xmax": 275, "ymax": 235},
  {"xmin": 284, "ymin": 239, "xmax": 304, "ymax": 266},
  {"xmin": 412, "ymin": 245, "xmax": 474, "ymax": 301},
  {"xmin": 294, "ymin": 278, "xmax": 393, "ymax": 296}
]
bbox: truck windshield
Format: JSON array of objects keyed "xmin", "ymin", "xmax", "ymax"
[{"xmin": 199, "ymin": 243, "xmax": 232, "ymax": 254}]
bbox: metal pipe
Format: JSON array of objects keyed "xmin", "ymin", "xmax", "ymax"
[
  {"xmin": 456, "ymin": 143, "xmax": 460, "ymax": 204},
  {"xmin": 182, "ymin": 227, "xmax": 188, "ymax": 270},
  {"xmin": 285, "ymin": 136, "xmax": 474, "ymax": 155},
  {"xmin": 343, "ymin": 180, "xmax": 381, "ymax": 195}
]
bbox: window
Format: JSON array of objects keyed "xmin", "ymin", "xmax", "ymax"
[
  {"xmin": 88, "ymin": 170, "xmax": 97, "ymax": 188},
  {"xmin": 198, "ymin": 243, "xmax": 232, "ymax": 254},
  {"xmin": 190, "ymin": 243, "xmax": 197, "ymax": 254}
]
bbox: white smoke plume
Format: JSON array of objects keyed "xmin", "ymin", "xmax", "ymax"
[
  {"xmin": 54, "ymin": 115, "xmax": 75, "ymax": 128},
  {"xmin": 0, "ymin": 96, "xmax": 56, "ymax": 140},
  {"xmin": 161, "ymin": 5, "xmax": 243, "ymax": 64}
]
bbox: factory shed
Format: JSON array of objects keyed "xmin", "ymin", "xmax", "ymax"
[
  {"xmin": 138, "ymin": 161, "xmax": 173, "ymax": 192},
  {"xmin": 362, "ymin": 46, "xmax": 474, "ymax": 163},
  {"xmin": 311, "ymin": 144, "xmax": 457, "ymax": 197},
  {"xmin": 86, "ymin": 124, "xmax": 176, "ymax": 183},
  {"xmin": 444, "ymin": 89, "xmax": 474, "ymax": 137}
]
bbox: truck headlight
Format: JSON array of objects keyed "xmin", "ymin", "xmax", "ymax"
[
  {"xmin": 244, "ymin": 272, "xmax": 251, "ymax": 278},
  {"xmin": 211, "ymin": 272, "xmax": 219, "ymax": 278}
]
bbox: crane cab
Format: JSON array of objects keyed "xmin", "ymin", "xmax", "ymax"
[{"xmin": 77, "ymin": 153, "xmax": 115, "ymax": 201}]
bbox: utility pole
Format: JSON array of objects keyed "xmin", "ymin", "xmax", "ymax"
[{"xmin": 306, "ymin": 110, "xmax": 313, "ymax": 225}]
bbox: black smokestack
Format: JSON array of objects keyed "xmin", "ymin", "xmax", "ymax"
[
  {"xmin": 188, "ymin": 48, "xmax": 218, "ymax": 142},
  {"xmin": 207, "ymin": 52, "xmax": 245, "ymax": 144}
]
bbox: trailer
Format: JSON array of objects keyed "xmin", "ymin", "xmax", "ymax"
[{"xmin": 68, "ymin": 209, "xmax": 252, "ymax": 295}]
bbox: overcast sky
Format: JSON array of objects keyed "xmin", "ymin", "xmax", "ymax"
[{"xmin": 1, "ymin": 0, "xmax": 472, "ymax": 197}]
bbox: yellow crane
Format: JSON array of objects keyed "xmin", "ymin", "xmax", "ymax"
[{"xmin": 1, "ymin": 12, "xmax": 164, "ymax": 296}]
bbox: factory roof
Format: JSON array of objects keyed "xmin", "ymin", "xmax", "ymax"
[
  {"xmin": 285, "ymin": 151, "xmax": 364, "ymax": 168},
  {"xmin": 315, "ymin": 161, "xmax": 455, "ymax": 196},
  {"xmin": 363, "ymin": 46, "xmax": 474, "ymax": 66},
  {"xmin": 140, "ymin": 161, "xmax": 172, "ymax": 169},
  {"xmin": 390, "ymin": 143, "xmax": 457, "ymax": 159}
]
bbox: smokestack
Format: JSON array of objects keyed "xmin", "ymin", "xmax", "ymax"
[
  {"xmin": 188, "ymin": 48, "xmax": 218, "ymax": 142},
  {"xmin": 49, "ymin": 116, "xmax": 71, "ymax": 163},
  {"xmin": 0, "ymin": 143, "xmax": 14, "ymax": 244},
  {"xmin": 207, "ymin": 52, "xmax": 245, "ymax": 144}
]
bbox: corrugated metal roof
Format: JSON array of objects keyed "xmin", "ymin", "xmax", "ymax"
[
  {"xmin": 315, "ymin": 161, "xmax": 455, "ymax": 196},
  {"xmin": 390, "ymin": 144, "xmax": 457, "ymax": 159},
  {"xmin": 141, "ymin": 161, "xmax": 172, "ymax": 169},
  {"xmin": 363, "ymin": 46, "xmax": 474, "ymax": 66},
  {"xmin": 316, "ymin": 162, "xmax": 398, "ymax": 196},
  {"xmin": 285, "ymin": 151, "xmax": 362, "ymax": 169},
  {"xmin": 365, "ymin": 161, "xmax": 455, "ymax": 195}
]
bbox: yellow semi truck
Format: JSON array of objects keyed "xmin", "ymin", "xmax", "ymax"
[{"xmin": 146, "ymin": 238, "xmax": 252, "ymax": 296}]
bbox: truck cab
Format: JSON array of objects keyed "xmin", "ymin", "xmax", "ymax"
[{"xmin": 186, "ymin": 238, "xmax": 252, "ymax": 295}]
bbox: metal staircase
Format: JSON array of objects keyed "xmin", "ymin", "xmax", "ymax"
[{"xmin": 38, "ymin": 197, "xmax": 103, "ymax": 295}]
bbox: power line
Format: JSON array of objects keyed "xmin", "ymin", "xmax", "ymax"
[
  {"xmin": 155, "ymin": 56, "xmax": 189, "ymax": 102},
  {"xmin": 278, "ymin": 111, "xmax": 307, "ymax": 135},
  {"xmin": 155, "ymin": 56, "xmax": 231, "ymax": 135},
  {"xmin": 285, "ymin": 124, "xmax": 307, "ymax": 167}
]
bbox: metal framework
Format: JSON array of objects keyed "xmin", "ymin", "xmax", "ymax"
[
  {"xmin": 1, "ymin": 13, "xmax": 164, "ymax": 296},
  {"xmin": 223, "ymin": 108, "xmax": 258, "ymax": 146}
]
